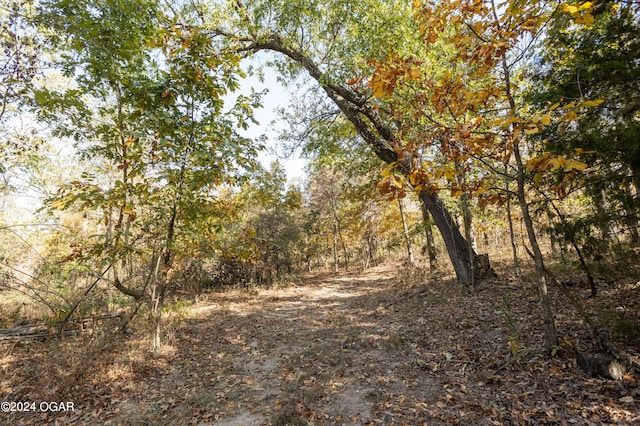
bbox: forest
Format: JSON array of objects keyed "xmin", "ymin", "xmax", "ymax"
[{"xmin": 1, "ymin": 0, "xmax": 640, "ymax": 424}]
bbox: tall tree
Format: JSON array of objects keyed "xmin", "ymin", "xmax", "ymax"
[
  {"xmin": 240, "ymin": 162, "xmax": 305, "ymax": 281},
  {"xmin": 0, "ymin": 0, "xmax": 42, "ymax": 191},
  {"xmin": 35, "ymin": 0, "xmax": 262, "ymax": 350},
  {"xmin": 0, "ymin": 0, "xmax": 39, "ymax": 122},
  {"xmin": 369, "ymin": 0, "xmax": 623, "ymax": 353},
  {"xmin": 366, "ymin": 0, "xmax": 602, "ymax": 353},
  {"xmin": 204, "ymin": 0, "xmax": 486, "ymax": 284},
  {"xmin": 529, "ymin": 0, "xmax": 640, "ymax": 252}
]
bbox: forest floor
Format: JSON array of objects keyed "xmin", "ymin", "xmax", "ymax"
[{"xmin": 2, "ymin": 261, "xmax": 640, "ymax": 425}]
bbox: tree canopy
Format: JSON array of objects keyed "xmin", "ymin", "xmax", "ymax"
[{"xmin": 0, "ymin": 0, "xmax": 639, "ymax": 376}]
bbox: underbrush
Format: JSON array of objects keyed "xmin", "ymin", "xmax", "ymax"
[{"xmin": 1, "ymin": 254, "xmax": 640, "ymax": 424}]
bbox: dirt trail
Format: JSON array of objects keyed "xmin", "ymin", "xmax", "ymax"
[
  {"xmin": 3, "ymin": 264, "xmax": 640, "ymax": 424},
  {"xmin": 143, "ymin": 265, "xmax": 422, "ymax": 425}
]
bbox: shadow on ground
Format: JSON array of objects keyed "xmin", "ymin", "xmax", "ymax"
[{"xmin": 2, "ymin": 263, "xmax": 640, "ymax": 424}]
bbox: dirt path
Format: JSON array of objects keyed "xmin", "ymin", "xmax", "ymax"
[
  {"xmin": 122, "ymin": 265, "xmax": 426, "ymax": 425},
  {"xmin": 3, "ymin": 264, "xmax": 640, "ymax": 424}
]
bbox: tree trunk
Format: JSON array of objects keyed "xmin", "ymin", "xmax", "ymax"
[
  {"xmin": 505, "ymin": 173, "xmax": 520, "ymax": 274},
  {"xmin": 546, "ymin": 200, "xmax": 598, "ymax": 297},
  {"xmin": 333, "ymin": 223, "xmax": 339, "ymax": 272},
  {"xmin": 514, "ymin": 143, "xmax": 557, "ymax": 354},
  {"xmin": 362, "ymin": 244, "xmax": 369, "ymax": 269},
  {"xmin": 150, "ymin": 254, "xmax": 165, "ymax": 353},
  {"xmin": 498, "ymin": 47, "xmax": 556, "ymax": 353},
  {"xmin": 419, "ymin": 191, "xmax": 477, "ymax": 284},
  {"xmin": 460, "ymin": 192, "xmax": 476, "ymax": 285},
  {"xmin": 398, "ymin": 197, "xmax": 415, "ymax": 265},
  {"xmin": 329, "ymin": 194, "xmax": 349, "ymax": 271},
  {"xmin": 419, "ymin": 198, "xmax": 438, "ymax": 272},
  {"xmin": 246, "ymin": 35, "xmax": 487, "ymax": 284}
]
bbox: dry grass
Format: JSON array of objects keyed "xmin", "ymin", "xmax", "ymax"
[{"xmin": 1, "ymin": 259, "xmax": 640, "ymax": 425}]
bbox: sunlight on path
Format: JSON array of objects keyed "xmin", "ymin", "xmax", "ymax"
[{"xmin": 154, "ymin": 264, "xmax": 427, "ymax": 425}]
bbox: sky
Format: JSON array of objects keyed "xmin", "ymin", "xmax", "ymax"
[
  {"xmin": 3, "ymin": 54, "xmax": 309, "ymax": 221},
  {"xmin": 233, "ymin": 56, "xmax": 308, "ymax": 184}
]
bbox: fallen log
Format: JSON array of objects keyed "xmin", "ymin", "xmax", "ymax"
[{"xmin": 0, "ymin": 313, "xmax": 123, "ymax": 343}]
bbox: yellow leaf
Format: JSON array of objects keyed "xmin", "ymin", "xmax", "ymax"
[
  {"xmin": 451, "ymin": 189, "xmax": 463, "ymax": 198},
  {"xmin": 574, "ymin": 148, "xmax": 596, "ymax": 154},
  {"xmin": 443, "ymin": 169, "xmax": 456, "ymax": 181},
  {"xmin": 409, "ymin": 172, "xmax": 423, "ymax": 186},
  {"xmin": 557, "ymin": 156, "xmax": 566, "ymax": 168},
  {"xmin": 409, "ymin": 68, "xmax": 421, "ymax": 80},
  {"xmin": 548, "ymin": 101, "xmax": 561, "ymax": 111},
  {"xmin": 473, "ymin": 186, "xmax": 487, "ymax": 196},
  {"xmin": 501, "ymin": 116, "xmax": 520, "ymax": 127},
  {"xmin": 533, "ymin": 172, "xmax": 543, "ymax": 186},
  {"xmin": 565, "ymin": 160, "xmax": 588, "ymax": 171},
  {"xmin": 124, "ymin": 137, "xmax": 136, "ymax": 147},
  {"xmin": 524, "ymin": 124, "xmax": 539, "ymax": 135},
  {"xmin": 548, "ymin": 157, "xmax": 560, "ymax": 169},
  {"xmin": 579, "ymin": 1, "xmax": 593, "ymax": 10},
  {"xmin": 578, "ymin": 99, "xmax": 604, "ymax": 108},
  {"xmin": 51, "ymin": 200, "xmax": 66, "ymax": 209},
  {"xmin": 541, "ymin": 114, "xmax": 551, "ymax": 126},
  {"xmin": 526, "ymin": 155, "xmax": 542, "ymax": 170},
  {"xmin": 372, "ymin": 82, "xmax": 385, "ymax": 98},
  {"xmin": 577, "ymin": 12, "xmax": 594, "ymax": 25}
]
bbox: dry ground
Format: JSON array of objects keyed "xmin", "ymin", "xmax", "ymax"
[{"xmin": 2, "ymin": 262, "xmax": 640, "ymax": 425}]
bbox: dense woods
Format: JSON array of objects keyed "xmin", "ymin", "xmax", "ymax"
[{"xmin": 1, "ymin": 0, "xmax": 640, "ymax": 424}]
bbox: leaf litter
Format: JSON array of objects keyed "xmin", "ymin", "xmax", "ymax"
[{"xmin": 2, "ymin": 263, "xmax": 640, "ymax": 425}]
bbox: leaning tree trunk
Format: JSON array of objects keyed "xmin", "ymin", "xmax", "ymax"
[
  {"xmin": 247, "ymin": 34, "xmax": 491, "ymax": 284},
  {"xmin": 419, "ymin": 191, "xmax": 478, "ymax": 284}
]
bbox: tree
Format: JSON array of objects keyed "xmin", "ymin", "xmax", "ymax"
[
  {"xmin": 0, "ymin": 0, "xmax": 39, "ymax": 122},
  {"xmin": 284, "ymin": 95, "xmax": 418, "ymax": 271},
  {"xmin": 0, "ymin": 0, "xmax": 42, "ymax": 191},
  {"xmin": 365, "ymin": 0, "xmax": 608, "ymax": 353},
  {"xmin": 205, "ymin": 0, "xmax": 486, "ymax": 284},
  {"xmin": 529, "ymin": 0, "xmax": 640, "ymax": 257},
  {"xmin": 241, "ymin": 162, "xmax": 305, "ymax": 282},
  {"xmin": 34, "ymin": 0, "xmax": 262, "ymax": 350}
]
